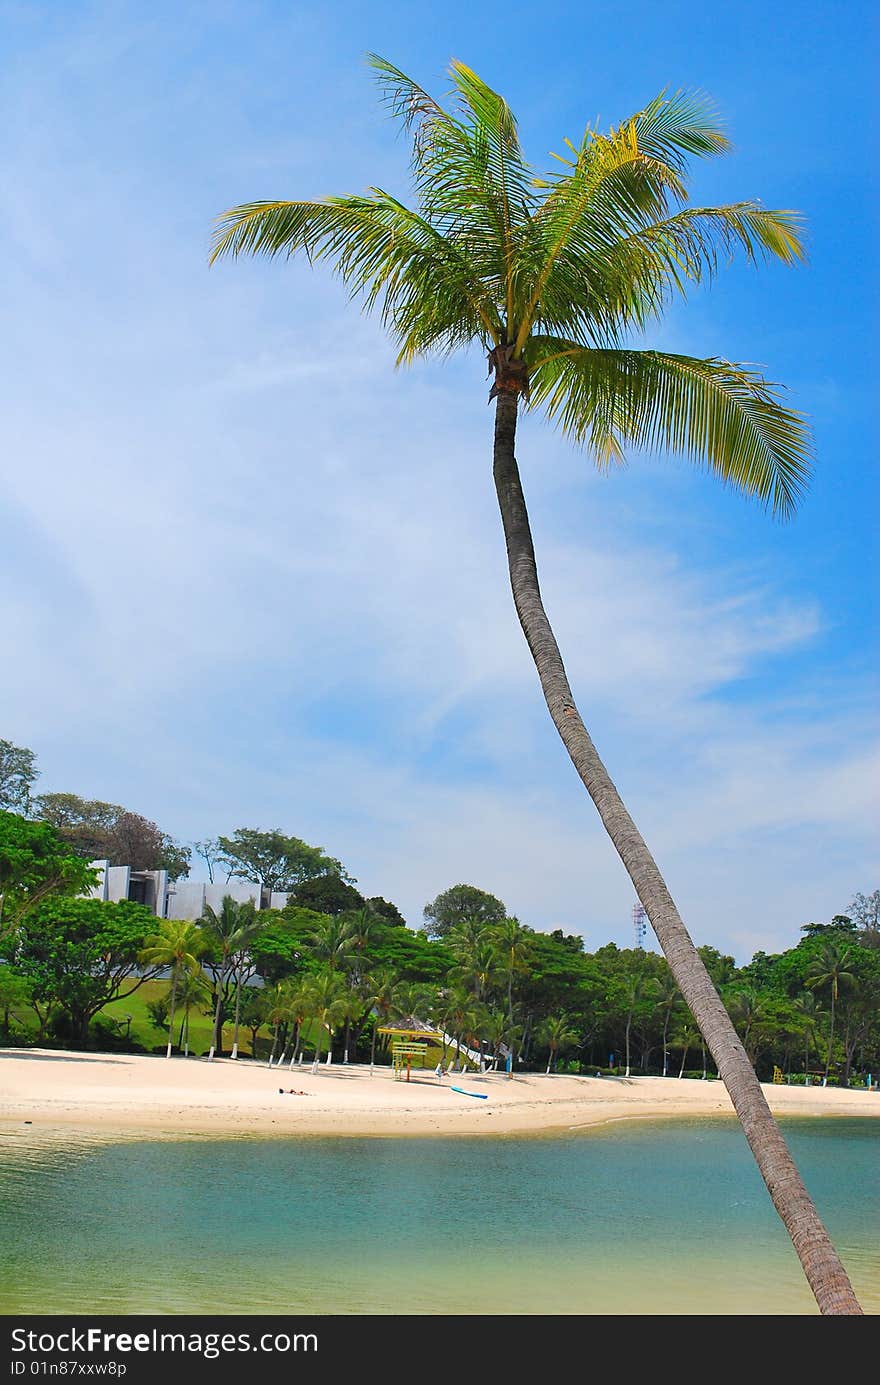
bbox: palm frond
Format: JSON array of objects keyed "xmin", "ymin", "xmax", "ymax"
[
  {"xmin": 527, "ymin": 342, "xmax": 812, "ymax": 517},
  {"xmin": 210, "ymin": 193, "xmax": 502, "ymax": 356},
  {"xmin": 513, "ymin": 120, "xmax": 689, "ymax": 351},
  {"xmin": 630, "ymin": 88, "xmax": 730, "ymax": 170}
]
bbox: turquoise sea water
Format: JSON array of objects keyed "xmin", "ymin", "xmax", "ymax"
[{"xmin": 1, "ymin": 1118, "xmax": 877, "ymax": 1315}]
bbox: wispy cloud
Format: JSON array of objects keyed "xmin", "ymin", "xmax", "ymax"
[{"xmin": 1, "ymin": 3, "xmax": 875, "ymax": 962}]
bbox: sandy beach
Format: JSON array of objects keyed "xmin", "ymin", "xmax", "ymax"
[{"xmin": 2, "ymin": 1047, "xmax": 878, "ymax": 1140}]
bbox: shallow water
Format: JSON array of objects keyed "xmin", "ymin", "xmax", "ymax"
[{"xmin": 1, "ymin": 1118, "xmax": 876, "ymax": 1314}]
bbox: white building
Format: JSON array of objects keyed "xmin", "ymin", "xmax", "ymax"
[{"xmin": 88, "ymin": 861, "xmax": 288, "ymax": 918}]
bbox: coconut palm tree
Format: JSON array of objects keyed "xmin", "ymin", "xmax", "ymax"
[
  {"xmin": 229, "ymin": 913, "xmax": 267, "ymax": 1060},
  {"xmin": 805, "ymin": 944, "xmax": 858, "ymax": 1085},
  {"xmin": 305, "ymin": 969, "xmax": 350, "ymax": 1072},
  {"xmin": 489, "ymin": 916, "xmax": 534, "ymax": 1022},
  {"xmin": 140, "ymin": 919, "xmax": 207, "ymax": 1059},
  {"xmin": 305, "ymin": 915, "xmax": 357, "ymax": 973},
  {"xmin": 211, "ymin": 56, "xmax": 859, "ymax": 1313},
  {"xmin": 793, "ymin": 991, "xmax": 819, "ymax": 1080},
  {"xmin": 538, "ymin": 1015, "xmax": 580, "ymax": 1074},
  {"xmin": 283, "ymin": 978, "xmax": 316, "ymax": 1069},
  {"xmin": 657, "ymin": 973, "xmax": 680, "ymax": 1077},
  {"xmin": 200, "ymin": 895, "xmax": 258, "ymax": 1059},
  {"xmin": 364, "ymin": 966, "xmax": 403, "ymax": 1073},
  {"xmin": 674, "ymin": 1019, "xmax": 698, "ymax": 1078},
  {"xmin": 619, "ymin": 968, "xmax": 651, "ymax": 1077},
  {"xmin": 175, "ymin": 968, "xmax": 211, "ymax": 1056}
]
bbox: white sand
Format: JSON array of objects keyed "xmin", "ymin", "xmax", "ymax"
[{"xmin": 1, "ymin": 1047, "xmax": 878, "ymax": 1140}]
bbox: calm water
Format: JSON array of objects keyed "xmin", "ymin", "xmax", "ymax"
[{"xmin": 1, "ymin": 1118, "xmax": 877, "ymax": 1315}]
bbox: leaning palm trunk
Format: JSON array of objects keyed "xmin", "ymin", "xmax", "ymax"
[{"xmin": 493, "ymin": 390, "xmax": 861, "ymax": 1316}]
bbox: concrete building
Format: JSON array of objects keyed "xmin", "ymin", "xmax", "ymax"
[{"xmin": 87, "ymin": 862, "xmax": 288, "ymax": 919}]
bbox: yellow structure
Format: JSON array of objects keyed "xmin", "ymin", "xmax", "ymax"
[{"xmin": 377, "ymin": 1017, "xmax": 443, "ymax": 1083}]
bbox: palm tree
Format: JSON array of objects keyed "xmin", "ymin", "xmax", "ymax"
[
  {"xmin": 211, "ymin": 57, "xmax": 859, "ymax": 1313},
  {"xmin": 365, "ymin": 966, "xmax": 402, "ymax": 1072},
  {"xmin": 200, "ymin": 895, "xmax": 258, "ymax": 1059},
  {"xmin": 305, "ymin": 916, "xmax": 357, "ymax": 973},
  {"xmin": 538, "ymin": 1015, "xmax": 579, "ymax": 1074},
  {"xmin": 805, "ymin": 944, "xmax": 858, "ymax": 1085},
  {"xmin": 175, "ymin": 968, "xmax": 211, "ymax": 1056},
  {"xmin": 657, "ymin": 973, "xmax": 680, "ymax": 1077},
  {"xmin": 489, "ymin": 916, "xmax": 533, "ymax": 1022},
  {"xmin": 140, "ymin": 920, "xmax": 207, "ymax": 1059},
  {"xmin": 674, "ymin": 1019, "xmax": 698, "ymax": 1078},
  {"xmin": 793, "ymin": 992, "xmax": 819, "ymax": 1080},
  {"xmin": 229, "ymin": 913, "xmax": 267, "ymax": 1060},
  {"xmin": 305, "ymin": 969, "xmax": 350, "ymax": 1072},
  {"xmin": 619, "ymin": 968, "xmax": 650, "ymax": 1077},
  {"xmin": 283, "ymin": 978, "xmax": 316, "ymax": 1069}
]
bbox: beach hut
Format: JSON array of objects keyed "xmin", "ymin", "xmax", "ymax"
[{"xmin": 377, "ymin": 1017, "xmax": 443, "ymax": 1081}]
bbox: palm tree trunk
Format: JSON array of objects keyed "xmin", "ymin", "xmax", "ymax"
[
  {"xmin": 231, "ymin": 963, "xmax": 243, "ymax": 1060},
  {"xmin": 208, "ymin": 964, "xmax": 226, "ymax": 1061},
  {"xmin": 824, "ymin": 992, "xmax": 836, "ymax": 1085},
  {"xmin": 290, "ymin": 1021, "xmax": 302, "ymax": 1069},
  {"xmin": 165, "ymin": 967, "xmax": 178, "ymax": 1060},
  {"xmin": 311, "ymin": 1025, "xmax": 323, "ymax": 1074},
  {"xmin": 491, "ymin": 388, "xmax": 862, "ymax": 1315},
  {"xmin": 625, "ymin": 1015, "xmax": 632, "ymax": 1078},
  {"xmin": 678, "ymin": 1041, "xmax": 689, "ymax": 1078},
  {"xmin": 662, "ymin": 1013, "xmax": 670, "ymax": 1077}
]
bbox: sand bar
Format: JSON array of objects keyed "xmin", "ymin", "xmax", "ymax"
[{"xmin": 1, "ymin": 1047, "xmax": 878, "ymax": 1141}]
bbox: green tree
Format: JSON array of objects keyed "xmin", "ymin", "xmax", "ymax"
[
  {"xmin": 656, "ymin": 972, "xmax": 680, "ymax": 1078},
  {"xmin": 489, "ymin": 916, "xmax": 534, "ymax": 1021},
  {"xmin": 0, "ymin": 740, "xmax": 38, "ymax": 814},
  {"xmin": 200, "ymin": 894, "xmax": 259, "ymax": 1059},
  {"xmin": 217, "ymin": 828, "xmax": 350, "ymax": 897},
  {"xmin": 14, "ymin": 897, "xmax": 159, "ymax": 1043},
  {"xmin": 365, "ymin": 967, "xmax": 404, "ymax": 1071},
  {"xmin": 805, "ymin": 944, "xmax": 858, "ymax": 1084},
  {"xmin": 0, "ymin": 810, "xmax": 97, "ymax": 941},
  {"xmin": 288, "ymin": 875, "xmax": 365, "ymax": 915},
  {"xmin": 304, "ymin": 970, "xmax": 351, "ymax": 1072},
  {"xmin": 305, "ymin": 915, "xmax": 357, "ymax": 974},
  {"xmin": 422, "ymin": 884, "xmax": 507, "ymax": 940},
  {"xmin": 365, "ymin": 896, "xmax": 407, "ymax": 927},
  {"xmin": 617, "ymin": 967, "xmax": 653, "ymax": 1077},
  {"xmin": 537, "ymin": 1015, "xmax": 580, "ymax": 1074},
  {"xmin": 209, "ymin": 56, "xmax": 860, "ymax": 1312},
  {"xmin": 0, "ymin": 964, "xmax": 32, "ymax": 1038},
  {"xmin": 139, "ymin": 919, "xmax": 208, "ymax": 1059},
  {"xmin": 174, "ymin": 969, "xmax": 211, "ymax": 1056}
]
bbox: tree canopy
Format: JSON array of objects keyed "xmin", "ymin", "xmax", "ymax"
[
  {"xmin": 33, "ymin": 792, "xmax": 190, "ymax": 880},
  {"xmin": 422, "ymin": 883, "xmax": 508, "ymax": 939},
  {"xmin": 217, "ymin": 828, "xmax": 351, "ymax": 894},
  {"xmin": 0, "ymin": 810, "xmax": 97, "ymax": 938}
]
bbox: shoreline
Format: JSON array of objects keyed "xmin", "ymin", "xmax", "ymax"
[{"xmin": 2, "ymin": 1047, "xmax": 878, "ymax": 1142}]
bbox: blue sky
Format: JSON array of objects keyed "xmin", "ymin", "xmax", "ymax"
[{"xmin": 1, "ymin": 0, "xmax": 876, "ymax": 960}]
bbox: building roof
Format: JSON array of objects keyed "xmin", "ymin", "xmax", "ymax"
[{"xmin": 377, "ymin": 1015, "xmax": 441, "ymax": 1038}]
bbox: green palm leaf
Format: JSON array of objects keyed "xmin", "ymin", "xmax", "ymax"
[{"xmin": 528, "ymin": 342, "xmax": 811, "ymax": 516}]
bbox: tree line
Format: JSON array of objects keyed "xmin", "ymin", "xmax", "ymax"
[{"xmin": 2, "ymin": 803, "xmax": 877, "ymax": 1083}]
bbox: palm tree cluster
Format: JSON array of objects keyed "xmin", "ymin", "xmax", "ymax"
[{"xmin": 139, "ymin": 899, "xmax": 879, "ymax": 1099}]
